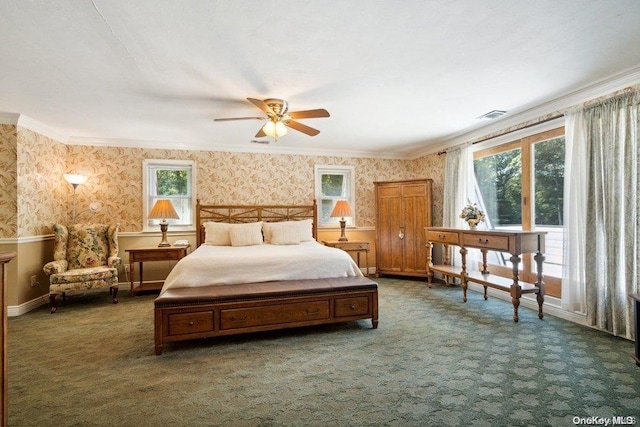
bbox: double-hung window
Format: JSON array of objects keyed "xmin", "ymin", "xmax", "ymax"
[
  {"xmin": 314, "ymin": 165, "xmax": 356, "ymax": 227},
  {"xmin": 143, "ymin": 159, "xmax": 196, "ymax": 231}
]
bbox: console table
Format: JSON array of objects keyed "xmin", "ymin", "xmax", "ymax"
[{"xmin": 425, "ymin": 227, "xmax": 546, "ymax": 322}]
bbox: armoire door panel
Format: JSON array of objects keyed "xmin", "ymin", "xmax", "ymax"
[
  {"xmin": 404, "ymin": 195, "xmax": 428, "ymax": 273},
  {"xmin": 376, "ymin": 191, "xmax": 403, "ymax": 272}
]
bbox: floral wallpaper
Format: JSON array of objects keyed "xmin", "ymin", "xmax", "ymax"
[
  {"xmin": 0, "ymin": 124, "xmax": 18, "ymax": 238},
  {"xmin": 3, "ymin": 124, "xmax": 445, "ymax": 238},
  {"xmin": 65, "ymin": 146, "xmax": 431, "ymax": 231},
  {"xmin": 16, "ymin": 127, "xmax": 67, "ymax": 237},
  {"xmin": 411, "ymin": 154, "xmax": 446, "ymax": 227}
]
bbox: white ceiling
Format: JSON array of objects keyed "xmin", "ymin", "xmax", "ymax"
[{"xmin": 1, "ymin": 1, "xmax": 639, "ymax": 158}]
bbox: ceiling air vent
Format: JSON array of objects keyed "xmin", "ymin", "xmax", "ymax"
[{"xmin": 477, "ymin": 110, "xmax": 507, "ymax": 120}]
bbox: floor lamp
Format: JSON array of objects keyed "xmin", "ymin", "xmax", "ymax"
[{"xmin": 63, "ymin": 174, "xmax": 88, "ymax": 224}]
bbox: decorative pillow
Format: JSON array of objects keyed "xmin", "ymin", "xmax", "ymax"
[
  {"xmin": 270, "ymin": 225, "xmax": 301, "ymax": 245},
  {"xmin": 229, "ymin": 222, "xmax": 263, "ymax": 247},
  {"xmin": 263, "ymin": 220, "xmax": 313, "ymax": 243},
  {"xmin": 204, "ymin": 222, "xmax": 232, "ymax": 246}
]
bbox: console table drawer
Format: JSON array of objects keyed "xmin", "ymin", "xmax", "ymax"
[
  {"xmin": 463, "ymin": 233, "xmax": 510, "ymax": 251},
  {"xmin": 220, "ymin": 301, "xmax": 330, "ymax": 329},
  {"xmin": 426, "ymin": 230, "xmax": 460, "ymax": 245},
  {"xmin": 131, "ymin": 249, "xmax": 183, "ymax": 262}
]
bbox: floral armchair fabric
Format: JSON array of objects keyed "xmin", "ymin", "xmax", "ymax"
[{"xmin": 43, "ymin": 223, "xmax": 121, "ymax": 313}]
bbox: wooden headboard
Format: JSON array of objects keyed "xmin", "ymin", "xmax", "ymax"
[{"xmin": 196, "ymin": 200, "xmax": 318, "ymax": 247}]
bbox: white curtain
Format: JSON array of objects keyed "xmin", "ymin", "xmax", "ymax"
[
  {"xmin": 583, "ymin": 90, "xmax": 639, "ymax": 338},
  {"xmin": 443, "ymin": 146, "xmax": 479, "ymax": 270},
  {"xmin": 561, "ymin": 107, "xmax": 587, "ymax": 313}
]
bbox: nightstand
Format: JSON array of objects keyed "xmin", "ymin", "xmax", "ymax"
[
  {"xmin": 323, "ymin": 240, "xmax": 370, "ymax": 277},
  {"xmin": 125, "ymin": 245, "xmax": 190, "ymax": 295}
]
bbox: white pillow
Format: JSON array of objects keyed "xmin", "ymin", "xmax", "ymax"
[
  {"xmin": 263, "ymin": 220, "xmax": 314, "ymax": 243},
  {"xmin": 270, "ymin": 225, "xmax": 301, "ymax": 245},
  {"xmin": 295, "ymin": 219, "xmax": 314, "ymax": 242},
  {"xmin": 229, "ymin": 222, "xmax": 263, "ymax": 247},
  {"xmin": 203, "ymin": 222, "xmax": 232, "ymax": 246}
]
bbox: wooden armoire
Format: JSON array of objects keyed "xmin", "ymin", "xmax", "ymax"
[{"xmin": 374, "ymin": 179, "xmax": 432, "ymax": 277}]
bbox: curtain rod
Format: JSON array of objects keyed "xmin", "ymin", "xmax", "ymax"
[{"xmin": 437, "ymin": 113, "xmax": 564, "ymax": 155}]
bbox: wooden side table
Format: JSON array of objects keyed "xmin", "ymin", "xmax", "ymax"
[
  {"xmin": 631, "ymin": 293, "xmax": 640, "ymax": 367},
  {"xmin": 323, "ymin": 240, "xmax": 370, "ymax": 277},
  {"xmin": 125, "ymin": 246, "xmax": 189, "ymax": 295}
]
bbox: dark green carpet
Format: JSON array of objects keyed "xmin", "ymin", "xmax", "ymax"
[{"xmin": 8, "ymin": 278, "xmax": 640, "ymax": 426}]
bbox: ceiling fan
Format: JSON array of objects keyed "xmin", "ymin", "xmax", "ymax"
[{"xmin": 214, "ymin": 98, "xmax": 330, "ymax": 138}]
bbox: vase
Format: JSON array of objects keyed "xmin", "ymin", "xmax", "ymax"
[{"xmin": 467, "ymin": 220, "xmax": 477, "ymax": 230}]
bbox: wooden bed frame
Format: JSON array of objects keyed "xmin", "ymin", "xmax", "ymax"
[{"xmin": 153, "ymin": 201, "xmax": 379, "ymax": 355}]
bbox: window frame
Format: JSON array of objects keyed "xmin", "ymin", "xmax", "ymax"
[
  {"xmin": 314, "ymin": 164, "xmax": 356, "ymax": 228},
  {"xmin": 143, "ymin": 159, "xmax": 196, "ymax": 232},
  {"xmin": 472, "ymin": 126, "xmax": 565, "ymax": 297}
]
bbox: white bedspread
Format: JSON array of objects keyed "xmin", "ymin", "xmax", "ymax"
[{"xmin": 160, "ymin": 241, "xmax": 363, "ymax": 293}]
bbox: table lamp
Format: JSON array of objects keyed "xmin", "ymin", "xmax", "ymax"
[
  {"xmin": 148, "ymin": 199, "xmax": 180, "ymax": 247},
  {"xmin": 330, "ymin": 200, "xmax": 353, "ymax": 241}
]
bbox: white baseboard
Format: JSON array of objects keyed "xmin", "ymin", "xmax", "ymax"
[
  {"xmin": 8, "ymin": 296, "xmax": 49, "ymax": 317},
  {"xmin": 7, "ymin": 281, "xmax": 138, "ymax": 317}
]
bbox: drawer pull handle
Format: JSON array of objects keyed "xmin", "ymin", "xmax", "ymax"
[
  {"xmin": 349, "ymin": 305, "xmax": 356, "ymax": 310},
  {"xmin": 306, "ymin": 308, "xmax": 320, "ymax": 315},
  {"xmin": 439, "ymin": 234, "xmax": 446, "ymax": 239},
  {"xmin": 230, "ymin": 315, "xmax": 247, "ymax": 322},
  {"xmin": 478, "ymin": 238, "xmax": 489, "ymax": 244},
  {"xmin": 188, "ymin": 321, "xmax": 194, "ymax": 326}
]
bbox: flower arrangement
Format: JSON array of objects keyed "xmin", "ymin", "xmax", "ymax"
[{"xmin": 460, "ymin": 200, "xmax": 484, "ymax": 228}]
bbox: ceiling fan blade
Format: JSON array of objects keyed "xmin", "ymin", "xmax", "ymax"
[
  {"xmin": 247, "ymin": 98, "xmax": 276, "ymax": 116},
  {"xmin": 255, "ymin": 127, "xmax": 267, "ymax": 138},
  {"xmin": 285, "ymin": 120, "xmax": 321, "ymax": 136},
  {"xmin": 214, "ymin": 117, "xmax": 265, "ymax": 122},
  {"xmin": 288, "ymin": 109, "xmax": 330, "ymax": 119}
]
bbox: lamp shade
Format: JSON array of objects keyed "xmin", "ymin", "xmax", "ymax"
[
  {"xmin": 63, "ymin": 174, "xmax": 88, "ymax": 185},
  {"xmin": 330, "ymin": 200, "xmax": 353, "ymax": 218},
  {"xmin": 148, "ymin": 199, "xmax": 180, "ymax": 220}
]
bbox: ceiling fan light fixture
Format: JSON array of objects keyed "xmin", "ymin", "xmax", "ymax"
[{"xmin": 263, "ymin": 120, "xmax": 288, "ymax": 138}]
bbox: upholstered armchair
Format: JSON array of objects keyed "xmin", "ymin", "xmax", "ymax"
[{"xmin": 43, "ymin": 224, "xmax": 121, "ymax": 313}]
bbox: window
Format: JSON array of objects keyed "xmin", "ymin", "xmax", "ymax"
[
  {"xmin": 314, "ymin": 165, "xmax": 355, "ymax": 227},
  {"xmin": 143, "ymin": 160, "xmax": 196, "ymax": 231},
  {"xmin": 473, "ymin": 127, "xmax": 565, "ymax": 296}
]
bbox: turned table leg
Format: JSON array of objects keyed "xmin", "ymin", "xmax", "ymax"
[
  {"xmin": 534, "ymin": 250, "xmax": 545, "ymax": 320},
  {"xmin": 510, "ymin": 254, "xmax": 522, "ymax": 323},
  {"xmin": 460, "ymin": 247, "xmax": 468, "ymax": 302}
]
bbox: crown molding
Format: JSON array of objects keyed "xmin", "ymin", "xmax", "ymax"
[
  {"xmin": 408, "ymin": 64, "xmax": 640, "ymax": 159},
  {"xmin": 68, "ymin": 136, "xmax": 409, "ymax": 160},
  {"xmin": 0, "ymin": 112, "xmax": 20, "ymax": 124},
  {"xmin": 16, "ymin": 115, "xmax": 69, "ymax": 143},
  {"xmin": 0, "ymin": 113, "xmax": 70, "ymax": 142}
]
